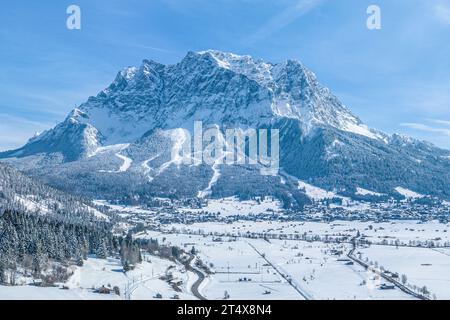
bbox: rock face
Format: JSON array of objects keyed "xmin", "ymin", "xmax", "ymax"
[{"xmin": 1, "ymin": 50, "xmax": 450, "ymax": 206}]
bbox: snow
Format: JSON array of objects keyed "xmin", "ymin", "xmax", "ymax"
[
  {"xmin": 138, "ymin": 232, "xmax": 302, "ymax": 300},
  {"xmin": 93, "ymin": 143, "xmax": 133, "ymax": 173},
  {"xmin": 150, "ymin": 219, "xmax": 450, "ymax": 299},
  {"xmin": 197, "ymin": 162, "xmax": 221, "ymax": 198},
  {"xmin": 82, "ymin": 125, "xmax": 102, "ymax": 157},
  {"xmin": 271, "ymin": 99, "xmax": 296, "ymax": 119},
  {"xmin": 162, "ymin": 220, "xmax": 450, "ymax": 252},
  {"xmin": 395, "ymin": 187, "xmax": 425, "ymax": 199},
  {"xmin": 70, "ymin": 255, "xmax": 195, "ymax": 300},
  {"xmin": 251, "ymin": 239, "xmax": 411, "ymax": 300},
  {"xmin": 13, "ymin": 195, "xmax": 109, "ymax": 221},
  {"xmin": 71, "ymin": 50, "xmax": 389, "ymax": 150},
  {"xmin": 360, "ymin": 246, "xmax": 450, "ymax": 299},
  {"xmin": 202, "ymin": 50, "xmax": 274, "ymax": 85},
  {"xmin": 169, "ymin": 128, "xmax": 189, "ymax": 166},
  {"xmin": 14, "ymin": 195, "xmax": 50, "ymax": 214},
  {"xmin": 93, "ymin": 200, "xmax": 156, "ymax": 216},
  {"xmin": 90, "ymin": 143, "xmax": 130, "ymax": 157},
  {"xmin": 180, "ymin": 197, "xmax": 283, "ymax": 217},
  {"xmin": 84, "ymin": 205, "xmax": 110, "ymax": 221},
  {"xmin": 4, "ymin": 215, "xmax": 449, "ymax": 300},
  {"xmin": 297, "ymin": 181, "xmax": 337, "ymax": 201},
  {"xmin": 0, "ymin": 255, "xmax": 197, "ymax": 301},
  {"xmin": 77, "ymin": 106, "xmax": 157, "ymax": 145},
  {"xmin": 0, "ymin": 286, "xmax": 117, "ymax": 300},
  {"xmin": 121, "ymin": 66, "xmax": 139, "ymax": 81},
  {"xmin": 198, "ymin": 130, "xmax": 229, "ymax": 198},
  {"xmin": 116, "ymin": 154, "xmax": 132, "ymax": 172},
  {"xmin": 157, "ymin": 128, "xmax": 190, "ymax": 175},
  {"xmin": 356, "ymin": 187, "xmax": 384, "ymax": 197},
  {"xmin": 141, "ymin": 154, "xmax": 160, "ymax": 181},
  {"xmin": 342, "ymin": 121, "xmax": 383, "ymax": 140},
  {"xmin": 209, "ymin": 54, "xmax": 231, "ymax": 69},
  {"xmin": 324, "ymin": 140, "xmax": 343, "ymax": 160},
  {"xmin": 98, "ymin": 152, "xmax": 133, "ymax": 173},
  {"xmin": 139, "ymin": 231, "xmax": 414, "ymax": 300}
]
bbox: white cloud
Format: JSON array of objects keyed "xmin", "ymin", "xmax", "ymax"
[
  {"xmin": 247, "ymin": 0, "xmax": 323, "ymax": 44},
  {"xmin": 122, "ymin": 43, "xmax": 176, "ymax": 54},
  {"xmin": 400, "ymin": 122, "xmax": 450, "ymax": 136},
  {"xmin": 428, "ymin": 119, "xmax": 450, "ymax": 127},
  {"xmin": 434, "ymin": 4, "xmax": 450, "ymax": 25}
]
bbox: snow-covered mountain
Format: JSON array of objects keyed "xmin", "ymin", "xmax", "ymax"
[{"xmin": 1, "ymin": 50, "xmax": 450, "ymax": 206}]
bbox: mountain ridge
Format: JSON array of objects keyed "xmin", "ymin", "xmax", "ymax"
[{"xmin": 1, "ymin": 50, "xmax": 449, "ymax": 206}]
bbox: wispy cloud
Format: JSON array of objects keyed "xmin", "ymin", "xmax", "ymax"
[
  {"xmin": 246, "ymin": 0, "xmax": 323, "ymax": 44},
  {"xmin": 123, "ymin": 43, "xmax": 177, "ymax": 54},
  {"xmin": 400, "ymin": 121, "xmax": 450, "ymax": 137},
  {"xmin": 428, "ymin": 119, "xmax": 450, "ymax": 127},
  {"xmin": 434, "ymin": 3, "xmax": 450, "ymax": 25}
]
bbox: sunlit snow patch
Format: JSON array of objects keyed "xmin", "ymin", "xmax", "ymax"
[
  {"xmin": 355, "ymin": 187, "xmax": 384, "ymax": 197},
  {"xmin": 395, "ymin": 187, "xmax": 424, "ymax": 199},
  {"xmin": 297, "ymin": 181, "xmax": 337, "ymax": 200}
]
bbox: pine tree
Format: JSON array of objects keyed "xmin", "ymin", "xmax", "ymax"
[
  {"xmin": 0, "ymin": 259, "xmax": 6, "ymax": 284},
  {"xmin": 96, "ymin": 241, "xmax": 108, "ymax": 259},
  {"xmin": 32, "ymin": 243, "xmax": 45, "ymax": 277}
]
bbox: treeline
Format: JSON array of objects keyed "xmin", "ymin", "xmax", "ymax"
[
  {"xmin": 0, "ymin": 210, "xmax": 142, "ymax": 285},
  {"xmin": 0, "ymin": 163, "xmax": 108, "ymax": 221},
  {"xmin": 0, "ymin": 210, "xmax": 114, "ymax": 285}
]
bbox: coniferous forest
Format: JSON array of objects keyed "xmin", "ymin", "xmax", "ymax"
[{"xmin": 0, "ymin": 210, "xmax": 115, "ymax": 285}]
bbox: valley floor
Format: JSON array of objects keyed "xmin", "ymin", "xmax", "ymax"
[
  {"xmin": 136, "ymin": 231, "xmax": 414, "ymax": 300},
  {"xmin": 1, "ymin": 202, "xmax": 449, "ymax": 300}
]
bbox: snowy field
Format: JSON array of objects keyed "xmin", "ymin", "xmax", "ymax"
[
  {"xmin": 0, "ymin": 286, "xmax": 116, "ymax": 300},
  {"xmin": 0, "ymin": 255, "xmax": 196, "ymax": 300},
  {"xmin": 161, "ymin": 220, "xmax": 450, "ymax": 247},
  {"xmin": 250, "ymin": 239, "xmax": 411, "ymax": 300},
  {"xmin": 136, "ymin": 231, "xmax": 301, "ymax": 300},
  {"xmin": 136, "ymin": 231, "xmax": 415, "ymax": 300},
  {"xmin": 149, "ymin": 218, "xmax": 450, "ymax": 299},
  {"xmin": 360, "ymin": 246, "xmax": 450, "ymax": 299}
]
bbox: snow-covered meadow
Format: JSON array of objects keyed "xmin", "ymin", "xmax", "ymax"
[
  {"xmin": 135, "ymin": 230, "xmax": 420, "ymax": 300},
  {"xmin": 359, "ymin": 246, "xmax": 450, "ymax": 299},
  {"xmin": 0, "ymin": 255, "xmax": 196, "ymax": 300},
  {"xmin": 140, "ymin": 217, "xmax": 450, "ymax": 300},
  {"xmin": 161, "ymin": 219, "xmax": 450, "ymax": 247}
]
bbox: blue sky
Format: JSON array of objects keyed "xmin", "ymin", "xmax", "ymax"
[{"xmin": 1, "ymin": 0, "xmax": 450, "ymax": 150}]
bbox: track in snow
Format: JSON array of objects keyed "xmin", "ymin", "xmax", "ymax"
[{"xmin": 99, "ymin": 153, "xmax": 133, "ymax": 173}]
